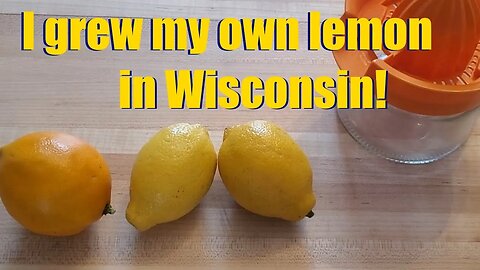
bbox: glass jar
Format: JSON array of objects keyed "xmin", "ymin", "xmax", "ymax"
[
  {"xmin": 337, "ymin": 105, "xmax": 480, "ymax": 164},
  {"xmin": 333, "ymin": 0, "xmax": 480, "ymax": 164}
]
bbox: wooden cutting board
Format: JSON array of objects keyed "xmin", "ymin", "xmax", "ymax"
[{"xmin": 0, "ymin": 1, "xmax": 479, "ymax": 269}]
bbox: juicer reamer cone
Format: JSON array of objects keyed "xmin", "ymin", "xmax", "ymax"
[{"xmin": 333, "ymin": 0, "xmax": 480, "ymax": 115}]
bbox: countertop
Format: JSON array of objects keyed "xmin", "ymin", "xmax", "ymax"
[{"xmin": 0, "ymin": 1, "xmax": 479, "ymax": 269}]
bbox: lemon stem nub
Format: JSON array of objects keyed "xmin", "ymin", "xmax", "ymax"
[
  {"xmin": 103, "ymin": 204, "xmax": 116, "ymax": 215},
  {"xmin": 306, "ymin": 210, "xmax": 314, "ymax": 218}
]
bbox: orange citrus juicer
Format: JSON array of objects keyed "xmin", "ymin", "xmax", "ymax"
[{"xmin": 333, "ymin": 0, "xmax": 480, "ymax": 116}]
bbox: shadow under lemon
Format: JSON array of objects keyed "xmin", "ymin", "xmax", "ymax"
[
  {"xmin": 204, "ymin": 177, "xmax": 315, "ymax": 267},
  {"xmin": 126, "ymin": 204, "xmax": 205, "ymax": 266},
  {"xmin": 1, "ymin": 222, "xmax": 96, "ymax": 265}
]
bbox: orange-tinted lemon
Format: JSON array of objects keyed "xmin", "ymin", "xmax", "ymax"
[{"xmin": 0, "ymin": 132, "xmax": 114, "ymax": 236}]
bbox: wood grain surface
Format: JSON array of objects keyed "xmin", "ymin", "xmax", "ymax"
[{"xmin": 0, "ymin": 1, "xmax": 479, "ymax": 269}]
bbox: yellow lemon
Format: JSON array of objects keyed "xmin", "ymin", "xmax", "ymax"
[
  {"xmin": 0, "ymin": 132, "xmax": 114, "ymax": 236},
  {"xmin": 126, "ymin": 123, "xmax": 217, "ymax": 231},
  {"xmin": 218, "ymin": 120, "xmax": 316, "ymax": 221}
]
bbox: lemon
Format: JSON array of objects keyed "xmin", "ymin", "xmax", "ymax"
[
  {"xmin": 126, "ymin": 123, "xmax": 217, "ymax": 231},
  {"xmin": 0, "ymin": 132, "xmax": 114, "ymax": 236},
  {"xmin": 218, "ymin": 120, "xmax": 316, "ymax": 221}
]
